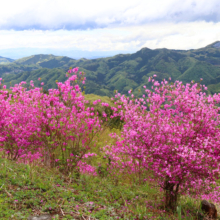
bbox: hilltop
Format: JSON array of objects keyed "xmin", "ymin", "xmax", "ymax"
[
  {"xmin": 1, "ymin": 41, "xmax": 220, "ymax": 96},
  {"xmin": 0, "ymin": 56, "xmax": 14, "ymax": 64}
]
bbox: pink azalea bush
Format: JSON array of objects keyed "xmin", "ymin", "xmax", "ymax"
[
  {"xmin": 0, "ymin": 68, "xmax": 100, "ymax": 174},
  {"xmin": 0, "ymin": 81, "xmax": 42, "ymax": 160},
  {"xmin": 104, "ymin": 76, "xmax": 220, "ymax": 210}
]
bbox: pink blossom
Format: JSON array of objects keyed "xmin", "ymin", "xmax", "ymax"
[{"xmin": 104, "ymin": 78, "xmax": 220, "ymax": 210}]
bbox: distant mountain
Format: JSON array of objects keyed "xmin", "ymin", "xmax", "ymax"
[
  {"xmin": 1, "ymin": 41, "xmax": 220, "ymax": 96},
  {"xmin": 207, "ymin": 41, "xmax": 220, "ymax": 49},
  {"xmin": 0, "ymin": 48, "xmax": 133, "ymax": 60},
  {"xmin": 14, "ymin": 54, "xmax": 57, "ymax": 65},
  {"xmin": 0, "ymin": 56, "xmax": 14, "ymax": 64}
]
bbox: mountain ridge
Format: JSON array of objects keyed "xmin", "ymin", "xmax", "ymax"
[
  {"xmin": 1, "ymin": 42, "xmax": 220, "ymax": 96},
  {"xmin": 0, "ymin": 56, "xmax": 14, "ymax": 64}
]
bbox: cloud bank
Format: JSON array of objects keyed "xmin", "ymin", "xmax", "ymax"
[
  {"xmin": 0, "ymin": 21, "xmax": 219, "ymax": 52},
  {"xmin": 0, "ymin": 0, "xmax": 220, "ymax": 30},
  {"xmin": 0, "ymin": 0, "xmax": 219, "ymax": 58}
]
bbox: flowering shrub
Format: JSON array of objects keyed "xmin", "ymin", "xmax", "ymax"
[
  {"xmin": 104, "ymin": 76, "xmax": 220, "ymax": 210},
  {"xmin": 0, "ymin": 68, "xmax": 101, "ymax": 174}
]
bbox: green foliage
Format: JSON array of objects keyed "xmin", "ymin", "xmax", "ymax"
[
  {"xmin": 84, "ymin": 94, "xmax": 124, "ymax": 129},
  {"xmin": 2, "ymin": 42, "xmax": 220, "ymax": 95},
  {"xmin": 0, "ymin": 56, "xmax": 14, "ymax": 64}
]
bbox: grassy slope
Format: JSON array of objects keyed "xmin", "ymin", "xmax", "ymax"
[
  {"xmin": 0, "ymin": 157, "xmax": 164, "ymax": 220},
  {"xmin": 0, "ymin": 128, "xmax": 213, "ymax": 220}
]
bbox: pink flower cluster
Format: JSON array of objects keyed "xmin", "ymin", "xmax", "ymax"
[
  {"xmin": 104, "ymin": 79, "xmax": 220, "ymax": 204},
  {"xmin": 0, "ymin": 71, "xmax": 101, "ymax": 173}
]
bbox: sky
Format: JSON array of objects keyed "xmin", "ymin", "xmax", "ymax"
[{"xmin": 0, "ymin": 0, "xmax": 220, "ymax": 59}]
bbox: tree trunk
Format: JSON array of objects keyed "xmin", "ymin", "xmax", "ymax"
[{"xmin": 164, "ymin": 179, "xmax": 179, "ymax": 211}]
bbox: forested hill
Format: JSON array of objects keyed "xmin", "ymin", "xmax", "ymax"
[
  {"xmin": 0, "ymin": 56, "xmax": 14, "ymax": 64},
  {"xmin": 1, "ymin": 41, "xmax": 220, "ymax": 96}
]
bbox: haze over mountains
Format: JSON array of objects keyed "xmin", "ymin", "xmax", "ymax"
[
  {"xmin": 0, "ymin": 48, "xmax": 133, "ymax": 60},
  {"xmin": 0, "ymin": 56, "xmax": 14, "ymax": 64},
  {"xmin": 1, "ymin": 41, "xmax": 220, "ymax": 96}
]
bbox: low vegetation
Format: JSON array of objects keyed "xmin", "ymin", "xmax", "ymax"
[{"xmin": 0, "ymin": 152, "xmax": 214, "ymax": 220}]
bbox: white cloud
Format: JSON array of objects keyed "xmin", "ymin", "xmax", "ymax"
[
  {"xmin": 0, "ymin": 0, "xmax": 219, "ymax": 57},
  {"xmin": 0, "ymin": 21, "xmax": 219, "ymax": 53},
  {"xmin": 0, "ymin": 0, "xmax": 220, "ymax": 30}
]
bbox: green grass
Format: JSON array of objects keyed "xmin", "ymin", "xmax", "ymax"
[
  {"xmin": 0, "ymin": 157, "xmax": 194, "ymax": 220},
  {"xmin": 1, "ymin": 132, "xmax": 218, "ymax": 220}
]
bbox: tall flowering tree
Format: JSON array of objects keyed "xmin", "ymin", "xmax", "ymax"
[{"xmin": 106, "ymin": 77, "xmax": 220, "ymax": 210}]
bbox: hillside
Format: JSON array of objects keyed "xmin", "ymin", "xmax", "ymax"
[
  {"xmin": 0, "ymin": 56, "xmax": 14, "ymax": 64},
  {"xmin": 1, "ymin": 41, "xmax": 220, "ymax": 96}
]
